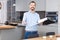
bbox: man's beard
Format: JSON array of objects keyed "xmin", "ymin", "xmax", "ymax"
[{"xmin": 31, "ymin": 7, "xmax": 35, "ymax": 11}]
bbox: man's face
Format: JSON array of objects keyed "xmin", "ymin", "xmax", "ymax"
[{"xmin": 29, "ymin": 3, "xmax": 36, "ymax": 11}]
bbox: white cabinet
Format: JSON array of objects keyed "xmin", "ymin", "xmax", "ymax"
[
  {"xmin": 7, "ymin": 0, "xmax": 16, "ymax": 22},
  {"xmin": 0, "ymin": 0, "xmax": 7, "ymax": 23},
  {"xmin": 46, "ymin": 0, "xmax": 58, "ymax": 12}
]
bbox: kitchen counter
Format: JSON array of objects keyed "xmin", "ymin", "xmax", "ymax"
[
  {"xmin": 0, "ymin": 25, "xmax": 15, "ymax": 29},
  {"xmin": 0, "ymin": 24, "xmax": 25, "ymax": 40},
  {"xmin": 0, "ymin": 23, "xmax": 58, "ymax": 40},
  {"xmin": 38, "ymin": 23, "xmax": 58, "ymax": 36}
]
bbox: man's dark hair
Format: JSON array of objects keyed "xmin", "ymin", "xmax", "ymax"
[{"xmin": 29, "ymin": 1, "xmax": 36, "ymax": 5}]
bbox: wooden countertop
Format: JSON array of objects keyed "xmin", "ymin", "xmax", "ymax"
[
  {"xmin": 0, "ymin": 25, "xmax": 16, "ymax": 29},
  {"xmin": 56, "ymin": 34, "xmax": 60, "ymax": 37},
  {"xmin": 26, "ymin": 34, "xmax": 60, "ymax": 40},
  {"xmin": 26, "ymin": 35, "xmax": 57, "ymax": 40}
]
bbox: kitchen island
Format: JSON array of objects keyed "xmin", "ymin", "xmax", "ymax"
[
  {"xmin": 0, "ymin": 23, "xmax": 58, "ymax": 40},
  {"xmin": 0, "ymin": 24, "xmax": 25, "ymax": 40}
]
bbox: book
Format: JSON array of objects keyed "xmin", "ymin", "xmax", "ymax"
[{"xmin": 38, "ymin": 17, "xmax": 48, "ymax": 24}]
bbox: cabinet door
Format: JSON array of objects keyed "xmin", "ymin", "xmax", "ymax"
[{"xmin": 7, "ymin": 0, "xmax": 16, "ymax": 22}]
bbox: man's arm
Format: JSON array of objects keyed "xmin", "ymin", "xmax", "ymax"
[
  {"xmin": 22, "ymin": 13, "xmax": 27, "ymax": 25},
  {"xmin": 37, "ymin": 14, "xmax": 47, "ymax": 25}
]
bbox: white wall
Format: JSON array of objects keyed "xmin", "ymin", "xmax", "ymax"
[
  {"xmin": 0, "ymin": 0, "xmax": 7, "ymax": 23},
  {"xmin": 58, "ymin": 0, "xmax": 60, "ymax": 34},
  {"xmin": 46, "ymin": 0, "xmax": 58, "ymax": 12},
  {"xmin": 16, "ymin": 0, "xmax": 59, "ymax": 11},
  {"xmin": 16, "ymin": 0, "xmax": 46, "ymax": 11}
]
